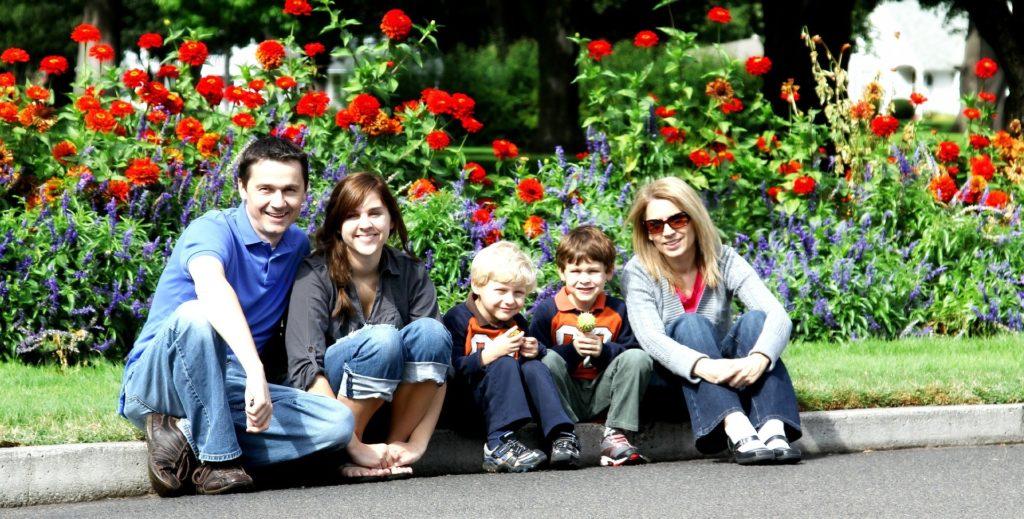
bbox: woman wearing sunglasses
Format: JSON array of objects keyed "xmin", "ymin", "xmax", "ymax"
[{"xmin": 620, "ymin": 176, "xmax": 801, "ymax": 465}]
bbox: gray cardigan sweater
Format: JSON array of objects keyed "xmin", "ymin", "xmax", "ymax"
[{"xmin": 620, "ymin": 245, "xmax": 792, "ymax": 384}]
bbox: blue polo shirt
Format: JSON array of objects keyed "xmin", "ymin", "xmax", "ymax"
[{"xmin": 124, "ymin": 203, "xmax": 310, "ymax": 370}]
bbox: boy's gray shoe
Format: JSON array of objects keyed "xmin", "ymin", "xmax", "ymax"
[
  {"xmin": 482, "ymin": 433, "xmax": 546, "ymax": 473},
  {"xmin": 549, "ymin": 433, "xmax": 582, "ymax": 469}
]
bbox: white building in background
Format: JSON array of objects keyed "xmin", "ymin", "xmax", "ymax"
[{"xmin": 847, "ymin": 0, "xmax": 968, "ymax": 116}]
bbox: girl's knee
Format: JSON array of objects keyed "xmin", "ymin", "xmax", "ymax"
[{"xmin": 403, "ymin": 319, "xmax": 453, "ymax": 364}]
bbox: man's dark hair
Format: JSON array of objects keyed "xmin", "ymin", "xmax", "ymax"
[{"xmin": 236, "ymin": 135, "xmax": 309, "ymax": 187}]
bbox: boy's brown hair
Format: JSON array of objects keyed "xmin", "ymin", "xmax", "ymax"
[{"xmin": 555, "ymin": 225, "xmax": 617, "ymax": 272}]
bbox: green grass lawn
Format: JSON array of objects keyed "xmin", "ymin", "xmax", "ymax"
[{"xmin": 1, "ymin": 334, "xmax": 1021, "ymax": 447}]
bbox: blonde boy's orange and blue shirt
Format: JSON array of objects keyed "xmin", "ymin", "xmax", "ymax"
[
  {"xmin": 527, "ymin": 287, "xmax": 638, "ymax": 380},
  {"xmin": 442, "ymin": 294, "xmax": 544, "ymax": 379}
]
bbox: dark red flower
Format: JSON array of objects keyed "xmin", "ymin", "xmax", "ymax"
[
  {"xmin": 634, "ymin": 31, "xmax": 658, "ymax": 48},
  {"xmin": 178, "ymin": 40, "xmax": 209, "ymax": 66},
  {"xmin": 720, "ymin": 97, "xmax": 743, "ymax": 114},
  {"xmin": 196, "ymin": 75, "xmax": 225, "ymax": 106},
  {"xmin": 707, "ymin": 7, "xmax": 732, "ymax": 24},
  {"xmin": 71, "ymin": 23, "xmax": 101, "ymax": 43},
  {"xmin": 381, "ymin": 9, "xmax": 413, "ymax": 41},
  {"xmin": 975, "ymin": 58, "xmax": 998, "ymax": 79},
  {"xmin": 283, "ymin": 0, "xmax": 312, "ymax": 16},
  {"xmin": 969, "ymin": 134, "xmax": 990, "ymax": 150},
  {"xmin": 659, "ymin": 127, "xmax": 685, "ymax": 144},
  {"xmin": 745, "ymin": 56, "xmax": 772, "ymax": 76},
  {"xmin": 587, "ymin": 40, "xmax": 613, "ymax": 61},
  {"xmin": 138, "ymin": 33, "xmax": 163, "ymax": 49},
  {"xmin": 870, "ymin": 115, "xmax": 899, "ymax": 137},
  {"xmin": 156, "ymin": 64, "xmax": 179, "ymax": 79},
  {"xmin": 517, "ymin": 178, "xmax": 544, "ymax": 203},
  {"xmin": 465, "ymin": 162, "xmax": 487, "ymax": 184}
]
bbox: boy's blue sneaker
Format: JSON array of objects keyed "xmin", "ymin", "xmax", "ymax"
[
  {"xmin": 482, "ymin": 433, "xmax": 546, "ymax": 473},
  {"xmin": 549, "ymin": 433, "xmax": 582, "ymax": 470}
]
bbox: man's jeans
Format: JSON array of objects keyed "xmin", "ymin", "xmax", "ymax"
[
  {"xmin": 655, "ymin": 311, "xmax": 802, "ymax": 454},
  {"xmin": 323, "ymin": 319, "xmax": 451, "ymax": 400},
  {"xmin": 120, "ymin": 301, "xmax": 352, "ymax": 466}
]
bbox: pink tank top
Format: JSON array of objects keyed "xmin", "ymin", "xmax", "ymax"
[{"xmin": 675, "ymin": 271, "xmax": 705, "ymax": 313}]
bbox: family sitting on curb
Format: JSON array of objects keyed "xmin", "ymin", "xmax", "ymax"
[{"xmin": 118, "ymin": 135, "xmax": 802, "ymax": 497}]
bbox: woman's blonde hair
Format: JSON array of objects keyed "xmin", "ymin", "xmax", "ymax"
[
  {"xmin": 627, "ymin": 177, "xmax": 722, "ymax": 288},
  {"xmin": 470, "ymin": 241, "xmax": 538, "ymax": 292}
]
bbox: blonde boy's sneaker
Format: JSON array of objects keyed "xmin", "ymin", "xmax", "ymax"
[
  {"xmin": 600, "ymin": 431, "xmax": 648, "ymax": 467},
  {"xmin": 482, "ymin": 433, "xmax": 546, "ymax": 473}
]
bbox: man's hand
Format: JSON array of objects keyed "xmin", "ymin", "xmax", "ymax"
[
  {"xmin": 572, "ymin": 332, "xmax": 603, "ymax": 360},
  {"xmin": 244, "ymin": 372, "xmax": 272, "ymax": 433},
  {"xmin": 481, "ymin": 327, "xmax": 523, "ymax": 365},
  {"xmin": 520, "ymin": 336, "xmax": 540, "ymax": 359}
]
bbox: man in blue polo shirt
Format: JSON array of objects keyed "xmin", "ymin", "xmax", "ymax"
[{"xmin": 119, "ymin": 136, "xmax": 388, "ymax": 496}]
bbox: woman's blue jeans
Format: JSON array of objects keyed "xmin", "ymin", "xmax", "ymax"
[
  {"xmin": 120, "ymin": 301, "xmax": 352, "ymax": 467},
  {"xmin": 323, "ymin": 318, "xmax": 451, "ymax": 400},
  {"xmin": 658, "ymin": 311, "xmax": 801, "ymax": 454}
]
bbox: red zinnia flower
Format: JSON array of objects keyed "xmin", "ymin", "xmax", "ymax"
[
  {"xmin": 745, "ymin": 56, "xmax": 772, "ymax": 76},
  {"xmin": 197, "ymin": 133, "xmax": 220, "ymax": 157},
  {"xmin": 720, "ymin": 97, "xmax": 743, "ymax": 114},
  {"xmin": 928, "ymin": 175, "xmax": 956, "ymax": 204},
  {"xmin": 348, "ymin": 93, "xmax": 381, "ymax": 125},
  {"xmin": 175, "ymin": 117, "xmax": 205, "ymax": 143},
  {"xmin": 465, "ymin": 162, "xmax": 487, "ymax": 184},
  {"xmin": 766, "ymin": 186, "xmax": 782, "ymax": 203},
  {"xmin": 655, "ymin": 106, "xmax": 676, "ymax": 118},
  {"xmin": 408, "ymin": 178, "xmax": 437, "ymax": 201},
  {"xmin": 660, "ymin": 127, "xmax": 685, "ymax": 144},
  {"xmin": 426, "ymin": 130, "xmax": 450, "ymax": 150},
  {"xmin": 1, "ymin": 48, "xmax": 30, "ymax": 64},
  {"xmin": 138, "ymin": 33, "xmax": 163, "ymax": 49},
  {"xmin": 178, "ymin": 40, "xmax": 209, "ymax": 66},
  {"xmin": 493, "ymin": 139, "xmax": 519, "ymax": 160},
  {"xmin": 88, "ymin": 44, "xmax": 115, "ymax": 62},
  {"xmin": 910, "ymin": 92, "xmax": 927, "ymax": 105},
  {"xmin": 156, "ymin": 64, "xmax": 179, "ymax": 79},
  {"xmin": 975, "ymin": 58, "xmax": 998, "ymax": 79},
  {"xmin": 196, "ymin": 75, "xmax": 225, "ymax": 106},
  {"xmin": 84, "ymin": 108, "xmax": 116, "ymax": 133},
  {"xmin": 0, "ymin": 72, "xmax": 12, "ymax": 87},
  {"xmin": 870, "ymin": 115, "xmax": 899, "ymax": 137},
  {"xmin": 52, "ymin": 141, "xmax": 77, "ymax": 164},
  {"xmin": 985, "ymin": 190, "xmax": 1009, "ymax": 208},
  {"xmin": 778, "ymin": 160, "xmax": 802, "ymax": 174},
  {"xmin": 472, "ymin": 207, "xmax": 492, "ymax": 225},
  {"xmin": 689, "ymin": 149, "xmax": 712, "ymax": 168},
  {"xmin": 39, "ymin": 56, "xmax": 68, "ymax": 75},
  {"xmin": 296, "ymin": 91, "xmax": 330, "ymax": 117},
  {"xmin": 122, "ymin": 68, "xmax": 148, "ymax": 89},
  {"xmin": 276, "ymin": 76, "xmax": 297, "ymax": 89},
  {"xmin": 283, "ymin": 0, "xmax": 312, "ymax": 16},
  {"xmin": 707, "ymin": 7, "xmax": 732, "ymax": 24},
  {"xmin": 107, "ymin": 180, "xmax": 130, "ymax": 203},
  {"xmin": 461, "ymin": 117, "xmax": 484, "ymax": 133},
  {"xmin": 110, "ymin": 100, "xmax": 134, "ymax": 118},
  {"xmin": 71, "ymin": 23, "xmax": 102, "ymax": 43},
  {"xmin": 517, "ymin": 178, "xmax": 544, "ymax": 203},
  {"xmin": 304, "ymin": 42, "xmax": 326, "ymax": 57},
  {"xmin": 969, "ymin": 154, "xmax": 995, "ymax": 180},
  {"xmin": 634, "ymin": 30, "xmax": 658, "ymax": 48},
  {"xmin": 422, "ymin": 88, "xmax": 452, "ymax": 115},
  {"xmin": 256, "ymin": 40, "xmax": 286, "ymax": 70},
  {"xmin": 792, "ymin": 175, "xmax": 816, "ymax": 195},
  {"xmin": 978, "ymin": 92, "xmax": 996, "ymax": 103},
  {"xmin": 233, "ymin": 113, "xmax": 256, "ymax": 128},
  {"xmin": 936, "ymin": 141, "xmax": 959, "ymax": 163},
  {"xmin": 381, "ymin": 9, "xmax": 413, "ymax": 41},
  {"xmin": 450, "ymin": 93, "xmax": 476, "ymax": 120},
  {"xmin": 27, "ymin": 86, "xmax": 52, "ymax": 102},
  {"xmin": 969, "ymin": 134, "xmax": 990, "ymax": 150},
  {"xmin": 138, "ymin": 81, "xmax": 169, "ymax": 105},
  {"xmin": 963, "ymin": 107, "xmax": 981, "ymax": 120},
  {"xmin": 523, "ymin": 215, "xmax": 546, "ymax": 239},
  {"xmin": 224, "ymin": 85, "xmax": 247, "ymax": 105},
  {"xmin": 587, "ymin": 40, "xmax": 613, "ymax": 61},
  {"xmin": 0, "ymin": 102, "xmax": 17, "ymax": 123},
  {"xmin": 125, "ymin": 157, "xmax": 161, "ymax": 186}
]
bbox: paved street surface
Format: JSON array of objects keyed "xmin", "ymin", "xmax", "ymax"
[{"xmin": 4, "ymin": 444, "xmax": 1021, "ymax": 518}]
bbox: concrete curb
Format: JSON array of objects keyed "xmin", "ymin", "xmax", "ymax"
[{"xmin": 2, "ymin": 404, "xmax": 1022, "ymax": 508}]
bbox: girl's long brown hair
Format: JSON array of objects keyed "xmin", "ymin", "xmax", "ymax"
[{"xmin": 314, "ymin": 172, "xmax": 414, "ymax": 318}]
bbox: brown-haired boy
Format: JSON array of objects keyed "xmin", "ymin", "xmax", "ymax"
[{"xmin": 529, "ymin": 225, "xmax": 653, "ymax": 466}]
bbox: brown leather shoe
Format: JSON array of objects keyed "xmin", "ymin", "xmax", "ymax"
[
  {"xmin": 192, "ymin": 462, "xmax": 254, "ymax": 495},
  {"xmin": 145, "ymin": 413, "xmax": 197, "ymax": 497}
]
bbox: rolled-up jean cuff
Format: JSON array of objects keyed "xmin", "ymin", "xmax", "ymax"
[
  {"xmin": 342, "ymin": 369, "xmax": 400, "ymax": 401},
  {"xmin": 403, "ymin": 361, "xmax": 448, "ymax": 384}
]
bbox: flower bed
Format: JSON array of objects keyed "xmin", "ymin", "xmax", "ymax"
[{"xmin": 0, "ymin": 3, "xmax": 1021, "ymax": 364}]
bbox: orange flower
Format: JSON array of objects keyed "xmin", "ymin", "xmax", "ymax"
[
  {"xmin": 27, "ymin": 85, "xmax": 52, "ymax": 102},
  {"xmin": 107, "ymin": 180, "xmax": 130, "ymax": 203},
  {"xmin": 138, "ymin": 33, "xmax": 163, "ymax": 49},
  {"xmin": 0, "ymin": 101, "xmax": 18, "ymax": 123},
  {"xmin": 197, "ymin": 132, "xmax": 220, "ymax": 157},
  {"xmin": 256, "ymin": 40, "xmax": 286, "ymax": 70},
  {"xmin": 124, "ymin": 157, "xmax": 161, "ymax": 186},
  {"xmin": 780, "ymin": 78, "xmax": 800, "ymax": 102},
  {"xmin": 850, "ymin": 100, "xmax": 875, "ymax": 121},
  {"xmin": 707, "ymin": 7, "xmax": 731, "ymax": 23},
  {"xmin": 963, "ymin": 107, "xmax": 981, "ymax": 120},
  {"xmin": 928, "ymin": 175, "xmax": 958, "ymax": 203},
  {"xmin": 51, "ymin": 140, "xmax": 77, "ymax": 164},
  {"xmin": 175, "ymin": 117, "xmax": 205, "ymax": 142},
  {"xmin": 380, "ymin": 9, "xmax": 413, "ymax": 41},
  {"xmin": 233, "ymin": 113, "xmax": 256, "ymax": 128},
  {"xmin": 523, "ymin": 215, "xmax": 546, "ymax": 239},
  {"xmin": 969, "ymin": 154, "xmax": 995, "ymax": 180},
  {"xmin": 71, "ymin": 23, "xmax": 102, "ymax": 43},
  {"xmin": 275, "ymin": 76, "xmax": 297, "ymax": 89},
  {"xmin": 985, "ymin": 190, "xmax": 1009, "ymax": 208},
  {"xmin": 178, "ymin": 40, "xmax": 208, "ymax": 66},
  {"xmin": 39, "ymin": 55, "xmax": 68, "ymax": 75},
  {"xmin": 689, "ymin": 149, "xmax": 712, "ymax": 168},
  {"xmin": 910, "ymin": 92, "xmax": 927, "ymax": 105},
  {"xmin": 408, "ymin": 178, "xmax": 437, "ymax": 200},
  {"xmin": 634, "ymin": 30, "xmax": 658, "ymax": 48},
  {"xmin": 84, "ymin": 108, "xmax": 116, "ymax": 133},
  {"xmin": 283, "ymin": 0, "xmax": 312, "ymax": 16},
  {"xmin": 89, "ymin": 44, "xmax": 115, "ymax": 62},
  {"xmin": 122, "ymin": 68, "xmax": 148, "ymax": 89},
  {"xmin": 517, "ymin": 178, "xmax": 544, "ymax": 203}
]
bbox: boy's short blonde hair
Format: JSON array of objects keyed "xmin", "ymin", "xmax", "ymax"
[{"xmin": 470, "ymin": 241, "xmax": 538, "ymax": 292}]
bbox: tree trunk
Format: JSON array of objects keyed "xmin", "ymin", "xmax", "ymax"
[
  {"xmin": 961, "ymin": 0, "xmax": 1024, "ymax": 127},
  {"xmin": 532, "ymin": 0, "xmax": 583, "ymax": 152},
  {"xmin": 761, "ymin": 0, "xmax": 856, "ymax": 120},
  {"xmin": 78, "ymin": 0, "xmax": 121, "ymax": 86}
]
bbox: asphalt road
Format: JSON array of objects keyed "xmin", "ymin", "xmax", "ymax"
[{"xmin": 4, "ymin": 444, "xmax": 1022, "ymax": 518}]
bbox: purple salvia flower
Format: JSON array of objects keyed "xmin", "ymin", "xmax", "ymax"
[
  {"xmin": 71, "ymin": 306, "xmax": 96, "ymax": 316},
  {"xmin": 424, "ymin": 249, "xmax": 434, "ymax": 271},
  {"xmin": 555, "ymin": 145, "xmax": 566, "ymax": 168},
  {"xmin": 180, "ymin": 198, "xmax": 195, "ymax": 227},
  {"xmin": 617, "ymin": 182, "xmax": 632, "ymax": 206},
  {"xmin": 131, "ymin": 300, "xmax": 146, "ymax": 319},
  {"xmin": 45, "ymin": 277, "xmax": 60, "ymax": 311},
  {"xmin": 93, "ymin": 338, "xmax": 114, "ymax": 353}
]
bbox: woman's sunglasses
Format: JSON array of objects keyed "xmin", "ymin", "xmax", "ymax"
[{"xmin": 644, "ymin": 211, "xmax": 691, "ymax": 235}]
